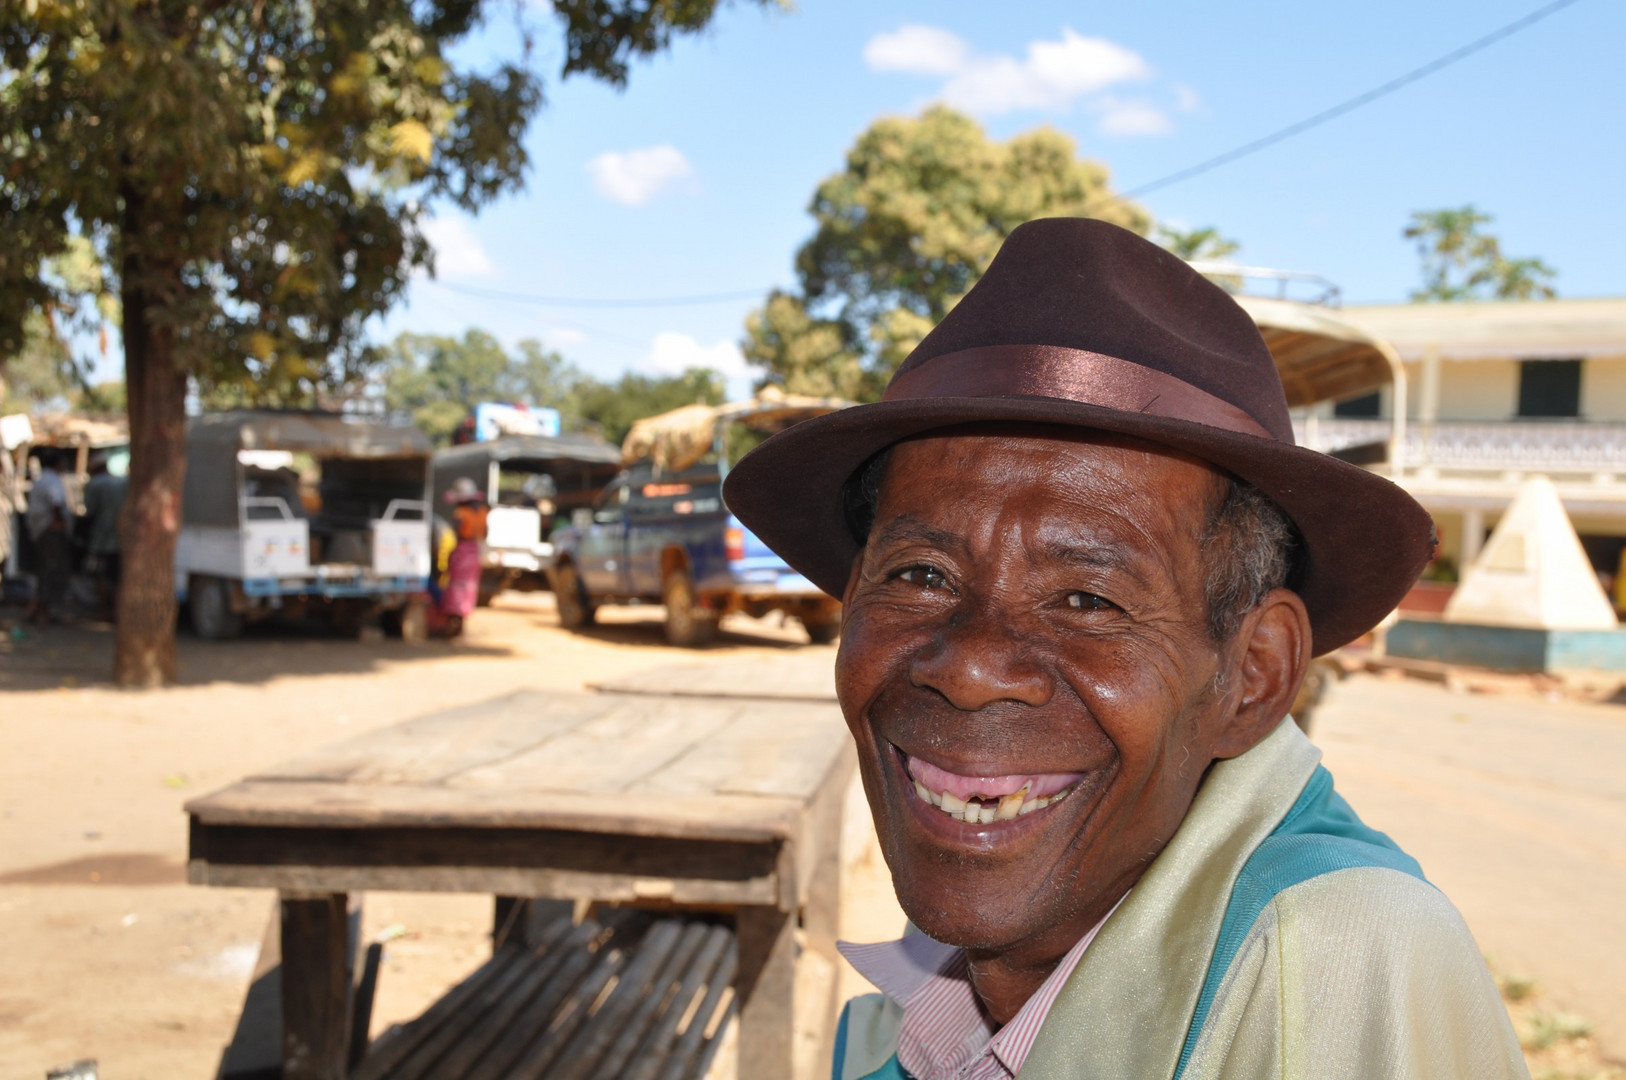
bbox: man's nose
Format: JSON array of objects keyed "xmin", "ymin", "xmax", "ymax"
[{"xmin": 908, "ymin": 609, "xmax": 1053, "ymax": 711}]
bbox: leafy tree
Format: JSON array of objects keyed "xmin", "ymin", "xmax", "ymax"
[
  {"xmin": 381, "ymin": 329, "xmax": 582, "ymax": 443},
  {"xmin": 743, "ymin": 106, "xmax": 1150, "ymax": 402},
  {"xmin": 569, "ymin": 369, "xmax": 727, "ymax": 446},
  {"xmin": 1155, "ymin": 225, "xmax": 1239, "ymax": 263},
  {"xmin": 378, "ymin": 328, "xmax": 726, "ymax": 446},
  {"xmin": 1155, "ymin": 224, "xmax": 1242, "ymax": 292},
  {"xmin": 2, "ymin": 0, "xmax": 774, "ymax": 686},
  {"xmin": 0, "ymin": 314, "xmax": 76, "ymax": 415},
  {"xmin": 1405, "ymin": 206, "xmax": 1557, "ymax": 302}
]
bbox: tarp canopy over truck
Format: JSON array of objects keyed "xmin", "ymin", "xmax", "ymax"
[{"xmin": 621, "ymin": 387, "xmax": 854, "ymax": 473}]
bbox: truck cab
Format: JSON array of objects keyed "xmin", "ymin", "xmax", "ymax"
[{"xmin": 551, "ymin": 392, "xmax": 852, "ymax": 646}]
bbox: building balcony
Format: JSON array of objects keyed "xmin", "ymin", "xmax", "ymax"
[{"xmin": 1293, "ymin": 418, "xmax": 1626, "ymax": 478}]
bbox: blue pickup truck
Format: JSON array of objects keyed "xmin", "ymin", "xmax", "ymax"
[{"xmin": 549, "ymin": 460, "xmax": 842, "ymax": 646}]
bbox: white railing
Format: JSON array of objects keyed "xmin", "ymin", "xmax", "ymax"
[{"xmin": 1293, "ymin": 418, "xmax": 1626, "ymax": 475}]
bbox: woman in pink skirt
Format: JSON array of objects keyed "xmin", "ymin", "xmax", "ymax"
[{"xmin": 429, "ymin": 478, "xmax": 488, "ymax": 638}]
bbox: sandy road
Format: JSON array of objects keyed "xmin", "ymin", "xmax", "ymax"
[{"xmin": 1313, "ymin": 673, "xmax": 1626, "ymax": 1061}]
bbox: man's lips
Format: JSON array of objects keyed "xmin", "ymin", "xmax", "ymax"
[{"xmin": 899, "ymin": 747, "xmax": 1085, "ymax": 826}]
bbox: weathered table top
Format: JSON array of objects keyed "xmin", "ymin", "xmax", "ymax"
[
  {"xmin": 186, "ymin": 658, "xmax": 853, "ymax": 910},
  {"xmin": 592, "ymin": 652, "xmax": 839, "ymax": 704}
]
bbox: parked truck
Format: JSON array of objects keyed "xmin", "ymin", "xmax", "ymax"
[
  {"xmin": 550, "ymin": 392, "xmax": 850, "ymax": 646},
  {"xmin": 430, "ymin": 431, "xmax": 623, "ymax": 603},
  {"xmin": 176, "ymin": 411, "xmax": 432, "ymax": 640}
]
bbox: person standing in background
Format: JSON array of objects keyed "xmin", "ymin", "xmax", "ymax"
[
  {"xmin": 80, "ymin": 451, "xmax": 127, "ymax": 619},
  {"xmin": 24, "ymin": 448, "xmax": 72, "ymax": 625},
  {"xmin": 429, "ymin": 477, "xmax": 488, "ymax": 638}
]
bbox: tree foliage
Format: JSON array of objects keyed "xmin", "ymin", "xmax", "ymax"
[
  {"xmin": 569, "ymin": 368, "xmax": 726, "ymax": 446},
  {"xmin": 1, "ymin": 0, "xmax": 773, "ymax": 686},
  {"xmin": 743, "ymin": 106, "xmax": 1151, "ymax": 402},
  {"xmin": 1155, "ymin": 224, "xmax": 1242, "ymax": 292},
  {"xmin": 1405, "ymin": 206, "xmax": 1557, "ymax": 302},
  {"xmin": 378, "ymin": 328, "xmax": 725, "ymax": 446}
]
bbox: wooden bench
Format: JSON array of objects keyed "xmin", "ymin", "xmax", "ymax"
[{"xmin": 355, "ymin": 907, "xmax": 735, "ymax": 1080}]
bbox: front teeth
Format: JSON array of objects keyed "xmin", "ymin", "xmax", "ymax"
[{"xmin": 913, "ymin": 778, "xmax": 1071, "ymax": 823}]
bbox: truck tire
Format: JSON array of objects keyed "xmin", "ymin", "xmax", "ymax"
[
  {"xmin": 330, "ymin": 599, "xmax": 375, "ymax": 638},
  {"xmin": 662, "ymin": 567, "xmax": 716, "ymax": 647},
  {"xmin": 189, "ymin": 576, "xmax": 243, "ymax": 641},
  {"xmin": 803, "ymin": 618, "xmax": 841, "ymax": 645},
  {"xmin": 476, "ymin": 569, "xmax": 507, "ymax": 607},
  {"xmin": 384, "ymin": 596, "xmax": 429, "ymax": 644},
  {"xmin": 554, "ymin": 562, "xmax": 595, "ymax": 630}
]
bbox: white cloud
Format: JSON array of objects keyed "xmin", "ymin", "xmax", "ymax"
[
  {"xmin": 866, "ymin": 25, "xmax": 1176, "ymax": 125},
  {"xmin": 645, "ymin": 332, "xmax": 754, "ymax": 399},
  {"xmin": 586, "ymin": 145, "xmax": 694, "ymax": 207},
  {"xmin": 863, "ymin": 24, "xmax": 970, "ymax": 76},
  {"xmin": 942, "ymin": 29, "xmax": 1149, "ymax": 115},
  {"xmin": 1173, "ymin": 83, "xmax": 1202, "ymax": 113},
  {"xmin": 419, "ymin": 215, "xmax": 495, "ymax": 278},
  {"xmin": 1095, "ymin": 97, "xmax": 1173, "ymax": 137}
]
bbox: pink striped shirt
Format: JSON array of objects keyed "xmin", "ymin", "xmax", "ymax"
[{"xmin": 838, "ymin": 898, "xmax": 1123, "ymax": 1080}]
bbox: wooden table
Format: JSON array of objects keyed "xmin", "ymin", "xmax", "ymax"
[{"xmin": 187, "ymin": 657, "xmax": 853, "ymax": 1080}]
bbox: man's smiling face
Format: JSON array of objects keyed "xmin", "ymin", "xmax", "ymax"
[{"xmin": 836, "ymin": 427, "xmax": 1246, "ymax": 962}]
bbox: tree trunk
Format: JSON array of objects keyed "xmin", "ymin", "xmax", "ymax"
[{"xmin": 113, "ymin": 198, "xmax": 189, "ymax": 687}]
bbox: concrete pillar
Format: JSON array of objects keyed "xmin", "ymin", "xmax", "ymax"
[
  {"xmin": 1418, "ymin": 346, "xmax": 1441, "ymax": 470},
  {"xmin": 1462, "ymin": 507, "xmax": 1486, "ymax": 569}
]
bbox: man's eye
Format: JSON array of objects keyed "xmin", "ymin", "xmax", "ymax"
[
  {"xmin": 1067, "ymin": 591, "xmax": 1117, "ymax": 611},
  {"xmin": 897, "ymin": 565, "xmax": 948, "ymax": 589}
]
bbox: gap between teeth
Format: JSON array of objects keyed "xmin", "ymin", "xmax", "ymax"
[{"xmin": 912, "ymin": 779, "xmax": 1072, "ymax": 823}]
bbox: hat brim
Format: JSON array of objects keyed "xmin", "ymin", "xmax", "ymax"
[{"xmin": 722, "ymin": 395, "xmax": 1435, "ymax": 656}]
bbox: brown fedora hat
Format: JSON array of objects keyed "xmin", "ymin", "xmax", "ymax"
[{"xmin": 723, "ymin": 218, "xmax": 1435, "ymax": 654}]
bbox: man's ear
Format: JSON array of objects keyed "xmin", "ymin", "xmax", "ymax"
[{"xmin": 1212, "ymin": 587, "xmax": 1313, "ymax": 758}]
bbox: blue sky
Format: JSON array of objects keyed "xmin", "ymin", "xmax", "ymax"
[{"xmin": 384, "ymin": 0, "xmax": 1624, "ymax": 397}]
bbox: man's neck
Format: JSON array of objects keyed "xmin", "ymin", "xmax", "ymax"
[{"xmin": 962, "ymin": 879, "xmax": 1136, "ymax": 1026}]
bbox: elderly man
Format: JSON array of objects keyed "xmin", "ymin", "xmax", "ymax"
[{"xmin": 723, "ymin": 220, "xmax": 1526, "ymax": 1079}]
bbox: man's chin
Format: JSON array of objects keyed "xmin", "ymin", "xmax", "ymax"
[{"xmin": 890, "ymin": 872, "xmax": 1056, "ymax": 953}]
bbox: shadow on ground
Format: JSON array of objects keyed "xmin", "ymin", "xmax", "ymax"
[
  {"xmin": 0, "ymin": 608, "xmax": 513, "ymax": 691},
  {"xmin": 0, "ymin": 852, "xmax": 185, "ymax": 886}
]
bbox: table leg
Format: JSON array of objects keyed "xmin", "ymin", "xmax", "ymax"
[
  {"xmin": 735, "ymin": 905, "xmax": 796, "ymax": 1076},
  {"xmin": 493, "ymin": 895, "xmax": 527, "ymax": 949},
  {"xmin": 280, "ymin": 892, "xmax": 352, "ymax": 1080},
  {"xmin": 802, "ymin": 771, "xmax": 847, "ymax": 961}
]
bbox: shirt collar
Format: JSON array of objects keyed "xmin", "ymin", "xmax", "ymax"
[{"xmin": 838, "ymin": 895, "xmax": 1125, "ymax": 1080}]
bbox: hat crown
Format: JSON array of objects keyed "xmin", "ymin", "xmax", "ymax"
[{"xmin": 895, "ymin": 218, "xmax": 1293, "ymax": 442}]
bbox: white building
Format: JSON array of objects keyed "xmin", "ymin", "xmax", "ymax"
[{"xmin": 1287, "ymin": 297, "xmax": 1626, "ymax": 585}]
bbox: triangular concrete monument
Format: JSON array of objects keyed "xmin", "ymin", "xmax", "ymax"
[{"xmin": 1444, "ymin": 476, "xmax": 1618, "ymax": 630}]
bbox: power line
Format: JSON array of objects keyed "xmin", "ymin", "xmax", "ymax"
[
  {"xmin": 1111, "ymin": 0, "xmax": 1583, "ymax": 203},
  {"xmin": 422, "ymin": 0, "xmax": 1582, "ymax": 311}
]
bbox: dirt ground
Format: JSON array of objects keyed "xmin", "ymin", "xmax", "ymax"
[
  {"xmin": 0, "ymin": 596, "xmax": 906, "ymax": 1080},
  {"xmin": 1, "ymin": 597, "xmax": 1622, "ymax": 1077}
]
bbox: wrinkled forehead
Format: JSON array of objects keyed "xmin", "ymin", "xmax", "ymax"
[
  {"xmin": 879, "ymin": 424, "xmax": 1226, "ymax": 510},
  {"xmin": 868, "ymin": 425, "xmax": 1229, "ymax": 565}
]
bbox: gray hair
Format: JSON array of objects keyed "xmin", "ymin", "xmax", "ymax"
[
  {"xmin": 1199, "ymin": 479, "xmax": 1299, "ymax": 642},
  {"xmin": 844, "ymin": 448, "xmax": 1299, "ymax": 642}
]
